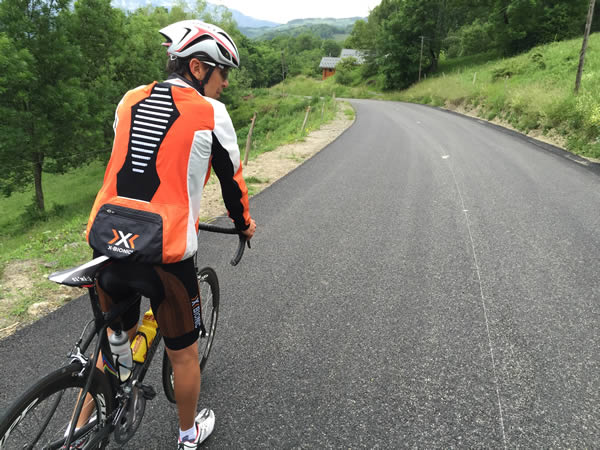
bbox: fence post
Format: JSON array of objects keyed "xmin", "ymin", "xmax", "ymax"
[
  {"xmin": 301, "ymin": 106, "xmax": 311, "ymax": 136},
  {"xmin": 473, "ymin": 72, "xmax": 477, "ymax": 84},
  {"xmin": 321, "ymin": 101, "xmax": 325, "ymax": 123},
  {"xmin": 244, "ymin": 112, "xmax": 257, "ymax": 166}
]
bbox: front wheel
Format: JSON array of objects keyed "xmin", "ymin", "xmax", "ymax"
[
  {"xmin": 162, "ymin": 267, "xmax": 220, "ymax": 404},
  {"xmin": 0, "ymin": 362, "xmax": 113, "ymax": 450}
]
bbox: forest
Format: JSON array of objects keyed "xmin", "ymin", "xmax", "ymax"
[
  {"xmin": 0, "ymin": 0, "xmax": 598, "ymax": 213},
  {"xmin": 346, "ymin": 0, "xmax": 599, "ymax": 90}
]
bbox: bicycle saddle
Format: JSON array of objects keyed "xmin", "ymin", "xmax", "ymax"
[{"xmin": 48, "ymin": 255, "xmax": 111, "ymax": 287}]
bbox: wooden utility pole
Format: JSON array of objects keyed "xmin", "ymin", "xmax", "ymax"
[
  {"xmin": 243, "ymin": 112, "xmax": 257, "ymax": 166},
  {"xmin": 418, "ymin": 36, "xmax": 425, "ymax": 82},
  {"xmin": 575, "ymin": 0, "xmax": 596, "ymax": 93}
]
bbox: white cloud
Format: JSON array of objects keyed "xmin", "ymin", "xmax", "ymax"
[{"xmin": 210, "ymin": 0, "xmax": 382, "ymax": 24}]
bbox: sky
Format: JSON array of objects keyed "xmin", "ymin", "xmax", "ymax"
[{"xmin": 209, "ymin": 0, "xmax": 382, "ymax": 24}]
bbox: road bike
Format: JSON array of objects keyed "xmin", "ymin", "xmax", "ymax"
[{"xmin": 0, "ymin": 222, "xmax": 247, "ymax": 449}]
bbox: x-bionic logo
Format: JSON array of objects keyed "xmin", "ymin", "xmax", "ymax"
[{"xmin": 108, "ymin": 229, "xmax": 139, "ymax": 249}]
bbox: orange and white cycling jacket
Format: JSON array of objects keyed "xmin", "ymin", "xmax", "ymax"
[{"xmin": 87, "ymin": 74, "xmax": 251, "ymax": 264}]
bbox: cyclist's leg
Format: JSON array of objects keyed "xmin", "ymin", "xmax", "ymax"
[
  {"xmin": 95, "ymin": 282, "xmax": 141, "ymax": 340},
  {"xmin": 149, "ymin": 258, "xmax": 209, "ymax": 440},
  {"xmin": 165, "ymin": 344, "xmax": 200, "ymax": 430}
]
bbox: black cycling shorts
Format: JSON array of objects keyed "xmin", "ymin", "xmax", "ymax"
[{"xmin": 95, "ymin": 256, "xmax": 202, "ymax": 351}]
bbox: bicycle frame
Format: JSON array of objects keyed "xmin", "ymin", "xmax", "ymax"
[
  {"xmin": 60, "ymin": 223, "xmax": 246, "ymax": 447},
  {"xmin": 63, "ymin": 285, "xmax": 163, "ymax": 448}
]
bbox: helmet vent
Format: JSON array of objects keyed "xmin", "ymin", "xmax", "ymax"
[
  {"xmin": 185, "ymin": 34, "xmax": 211, "ymax": 50},
  {"xmin": 216, "ymin": 43, "xmax": 232, "ymax": 61},
  {"xmin": 218, "ymin": 32, "xmax": 236, "ymax": 49}
]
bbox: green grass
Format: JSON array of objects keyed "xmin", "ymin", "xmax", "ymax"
[
  {"xmin": 0, "ymin": 162, "xmax": 104, "ymax": 319},
  {"xmin": 390, "ymin": 33, "xmax": 600, "ymax": 159},
  {"xmin": 245, "ymin": 176, "xmax": 269, "ymax": 184},
  {"xmin": 231, "ymin": 87, "xmax": 340, "ymax": 159},
  {"xmin": 437, "ymin": 50, "xmax": 501, "ymax": 74},
  {"xmin": 344, "ymin": 104, "xmax": 356, "ymax": 120},
  {"xmin": 0, "ymin": 161, "xmax": 104, "ymax": 238},
  {"xmin": 273, "ymin": 75, "xmax": 381, "ymax": 99},
  {"xmin": 0, "ymin": 161, "xmax": 105, "ymax": 273},
  {"xmin": 244, "ymin": 176, "xmax": 270, "ymax": 196}
]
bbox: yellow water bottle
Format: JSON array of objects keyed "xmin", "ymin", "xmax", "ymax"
[{"xmin": 131, "ymin": 309, "xmax": 158, "ymax": 363}]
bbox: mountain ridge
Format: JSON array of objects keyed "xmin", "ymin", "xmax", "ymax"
[
  {"xmin": 241, "ymin": 17, "xmax": 363, "ymax": 40},
  {"xmin": 110, "ymin": 0, "xmax": 281, "ymax": 28},
  {"xmin": 109, "ymin": 0, "xmax": 363, "ymax": 39}
]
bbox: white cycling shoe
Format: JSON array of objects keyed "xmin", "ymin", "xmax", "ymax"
[{"xmin": 177, "ymin": 409, "xmax": 215, "ymax": 449}]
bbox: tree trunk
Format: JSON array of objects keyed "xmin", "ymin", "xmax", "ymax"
[
  {"xmin": 33, "ymin": 154, "xmax": 45, "ymax": 212},
  {"xmin": 429, "ymin": 49, "xmax": 439, "ymax": 72}
]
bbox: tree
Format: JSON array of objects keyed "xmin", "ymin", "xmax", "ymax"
[
  {"xmin": 346, "ymin": 19, "xmax": 373, "ymax": 50},
  {"xmin": 322, "ymin": 39, "xmax": 341, "ymax": 57},
  {"xmin": 486, "ymin": 0, "xmax": 592, "ymax": 55},
  {"xmin": 70, "ymin": 0, "xmax": 127, "ymax": 153},
  {"xmin": 292, "ymin": 32, "xmax": 321, "ymax": 53},
  {"xmin": 335, "ymin": 57, "xmax": 360, "ymax": 86},
  {"xmin": 0, "ymin": 0, "xmax": 89, "ymax": 212},
  {"xmin": 0, "ymin": 34, "xmax": 36, "ymax": 198},
  {"xmin": 373, "ymin": 0, "xmax": 450, "ymax": 89}
]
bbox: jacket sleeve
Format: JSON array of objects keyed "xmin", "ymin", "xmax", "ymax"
[{"xmin": 209, "ymin": 101, "xmax": 251, "ymax": 231}]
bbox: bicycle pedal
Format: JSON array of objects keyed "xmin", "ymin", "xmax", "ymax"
[{"xmin": 139, "ymin": 384, "xmax": 156, "ymax": 400}]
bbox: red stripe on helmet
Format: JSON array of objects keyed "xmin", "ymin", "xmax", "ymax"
[
  {"xmin": 178, "ymin": 25, "xmax": 237, "ymax": 64},
  {"xmin": 178, "ymin": 28, "xmax": 205, "ymax": 52}
]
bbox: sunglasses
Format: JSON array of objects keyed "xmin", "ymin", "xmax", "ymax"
[{"xmin": 204, "ymin": 61, "xmax": 229, "ymax": 81}]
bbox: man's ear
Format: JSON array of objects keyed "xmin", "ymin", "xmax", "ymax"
[{"xmin": 188, "ymin": 58, "xmax": 204, "ymax": 79}]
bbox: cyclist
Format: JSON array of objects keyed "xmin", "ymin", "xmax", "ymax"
[{"xmin": 83, "ymin": 20, "xmax": 256, "ymax": 449}]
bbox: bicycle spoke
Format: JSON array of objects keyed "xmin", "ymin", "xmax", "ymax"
[{"xmin": 30, "ymin": 390, "xmax": 64, "ymax": 448}]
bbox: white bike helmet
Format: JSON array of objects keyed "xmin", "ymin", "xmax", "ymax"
[{"xmin": 159, "ymin": 20, "xmax": 240, "ymax": 68}]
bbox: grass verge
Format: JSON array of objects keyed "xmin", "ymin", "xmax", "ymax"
[{"xmin": 388, "ymin": 33, "xmax": 600, "ymax": 159}]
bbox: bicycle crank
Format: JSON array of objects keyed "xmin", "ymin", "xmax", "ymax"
[{"xmin": 113, "ymin": 384, "xmax": 155, "ymax": 444}]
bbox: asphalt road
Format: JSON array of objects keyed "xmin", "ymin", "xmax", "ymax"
[{"xmin": 1, "ymin": 100, "xmax": 599, "ymax": 448}]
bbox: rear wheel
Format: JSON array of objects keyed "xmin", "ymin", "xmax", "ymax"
[
  {"xmin": 0, "ymin": 362, "xmax": 113, "ymax": 449},
  {"xmin": 162, "ymin": 266, "xmax": 220, "ymax": 403}
]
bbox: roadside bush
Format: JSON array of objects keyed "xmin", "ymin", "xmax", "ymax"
[
  {"xmin": 491, "ymin": 64, "xmax": 520, "ymax": 81},
  {"xmin": 576, "ymin": 92, "xmax": 600, "ymax": 135},
  {"xmin": 335, "ymin": 57, "xmax": 361, "ymax": 86},
  {"xmin": 445, "ymin": 20, "xmax": 493, "ymax": 58},
  {"xmin": 530, "ymin": 51, "xmax": 546, "ymax": 70}
]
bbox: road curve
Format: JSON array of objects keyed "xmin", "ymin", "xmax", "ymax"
[{"xmin": 1, "ymin": 99, "xmax": 599, "ymax": 448}]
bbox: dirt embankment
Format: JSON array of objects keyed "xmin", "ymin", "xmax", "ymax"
[{"xmin": 0, "ymin": 103, "xmax": 355, "ymax": 340}]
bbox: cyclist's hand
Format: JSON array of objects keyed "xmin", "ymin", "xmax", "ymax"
[{"xmin": 242, "ymin": 219, "xmax": 256, "ymax": 240}]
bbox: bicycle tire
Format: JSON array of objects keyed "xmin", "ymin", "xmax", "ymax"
[
  {"xmin": 0, "ymin": 362, "xmax": 114, "ymax": 450},
  {"xmin": 162, "ymin": 266, "xmax": 220, "ymax": 404}
]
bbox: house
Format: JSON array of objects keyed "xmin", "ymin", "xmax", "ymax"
[
  {"xmin": 340, "ymin": 49, "xmax": 365, "ymax": 63},
  {"xmin": 319, "ymin": 49, "xmax": 365, "ymax": 80}
]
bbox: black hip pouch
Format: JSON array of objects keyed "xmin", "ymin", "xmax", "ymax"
[{"xmin": 89, "ymin": 204, "xmax": 163, "ymax": 263}]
